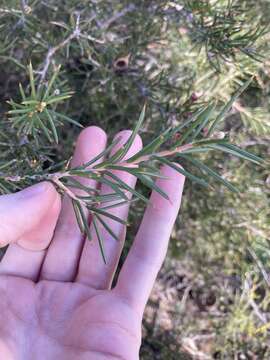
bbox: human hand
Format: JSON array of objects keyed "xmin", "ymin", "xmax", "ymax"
[{"xmin": 0, "ymin": 126, "xmax": 185, "ymax": 360}]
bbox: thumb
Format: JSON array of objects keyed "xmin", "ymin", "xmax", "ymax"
[{"xmin": 0, "ymin": 182, "xmax": 61, "ymax": 250}]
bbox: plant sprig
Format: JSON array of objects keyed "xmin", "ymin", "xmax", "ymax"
[
  {"xmin": 7, "ymin": 63, "xmax": 82, "ymax": 144},
  {"xmin": 183, "ymin": 0, "xmax": 266, "ymax": 71},
  {"xmin": 1, "ymin": 80, "xmax": 266, "ymax": 263}
]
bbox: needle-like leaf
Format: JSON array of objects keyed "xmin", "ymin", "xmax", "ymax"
[
  {"xmin": 45, "ymin": 108, "xmax": 58, "ymax": 143},
  {"xmin": 111, "ymin": 103, "xmax": 146, "ymax": 163},
  {"xmin": 105, "ymin": 170, "xmax": 149, "ymax": 203},
  {"xmin": 127, "ymin": 127, "xmax": 172, "ymax": 163},
  {"xmin": 28, "ymin": 62, "xmax": 36, "ymax": 98},
  {"xmin": 76, "ymin": 201, "xmax": 92, "ymax": 241},
  {"xmin": 178, "ymin": 102, "xmax": 216, "ymax": 145},
  {"xmin": 49, "ymin": 110, "xmax": 83, "ymax": 128},
  {"xmin": 208, "ymin": 77, "xmax": 254, "ymax": 135},
  {"xmin": 72, "ymin": 200, "xmax": 85, "ymax": 234},
  {"xmin": 136, "ymin": 173, "xmax": 170, "ymax": 200},
  {"xmin": 95, "ymin": 213, "xmax": 119, "ymax": 242},
  {"xmin": 154, "ymin": 156, "xmax": 209, "ymax": 187},
  {"xmin": 208, "ymin": 143, "xmax": 264, "ymax": 165},
  {"xmin": 43, "ymin": 65, "xmax": 61, "ymax": 99},
  {"xmin": 93, "ymin": 217, "xmax": 107, "ymax": 264},
  {"xmin": 180, "ymin": 155, "xmax": 239, "ymax": 192},
  {"xmin": 88, "ymin": 206, "xmax": 127, "ymax": 225}
]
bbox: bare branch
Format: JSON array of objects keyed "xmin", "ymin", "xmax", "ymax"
[
  {"xmin": 99, "ymin": 4, "xmax": 136, "ymax": 30},
  {"xmin": 37, "ymin": 13, "xmax": 105, "ymax": 87},
  {"xmin": 38, "ymin": 14, "xmax": 82, "ymax": 86}
]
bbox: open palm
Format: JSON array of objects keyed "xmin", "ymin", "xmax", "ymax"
[{"xmin": 0, "ymin": 127, "xmax": 185, "ymax": 360}]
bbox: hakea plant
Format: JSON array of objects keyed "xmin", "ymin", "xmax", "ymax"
[{"xmin": 1, "ymin": 66, "xmax": 264, "ymax": 263}]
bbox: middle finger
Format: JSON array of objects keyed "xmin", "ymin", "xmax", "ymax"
[{"xmin": 40, "ymin": 126, "xmax": 107, "ymax": 282}]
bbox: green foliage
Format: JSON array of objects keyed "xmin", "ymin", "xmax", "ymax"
[
  {"xmin": 1, "ymin": 88, "xmax": 266, "ymax": 260},
  {"xmin": 7, "ymin": 63, "xmax": 80, "ymax": 144},
  {"xmin": 184, "ymin": 2, "xmax": 263, "ymax": 66},
  {"xmin": 0, "ymin": 0, "xmax": 269, "ymax": 357}
]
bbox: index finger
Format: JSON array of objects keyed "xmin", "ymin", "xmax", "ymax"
[{"xmin": 115, "ymin": 165, "xmax": 185, "ymax": 315}]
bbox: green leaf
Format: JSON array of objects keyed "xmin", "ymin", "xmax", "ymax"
[
  {"xmin": 88, "ymin": 206, "xmax": 127, "ymax": 225},
  {"xmin": 154, "ymin": 156, "xmax": 208, "ymax": 187},
  {"xmin": 180, "ymin": 155, "xmax": 239, "ymax": 192},
  {"xmin": 45, "ymin": 108, "xmax": 58, "ymax": 143},
  {"xmin": 105, "ymin": 170, "xmax": 149, "ymax": 203},
  {"xmin": 95, "ymin": 213, "xmax": 119, "ymax": 242},
  {"xmin": 136, "ymin": 173, "xmax": 170, "ymax": 200},
  {"xmin": 8, "ymin": 99, "xmax": 25, "ymax": 109},
  {"xmin": 24, "ymin": 118, "xmax": 35, "ymax": 135},
  {"xmin": 82, "ymin": 138, "xmax": 121, "ymax": 169},
  {"xmin": 35, "ymin": 115, "xmax": 53, "ymax": 143},
  {"xmin": 43, "ymin": 65, "xmax": 61, "ymax": 99},
  {"xmin": 85, "ymin": 193, "xmax": 123, "ymax": 204},
  {"xmin": 77, "ymin": 193, "xmax": 112, "ymax": 201},
  {"xmin": 111, "ymin": 103, "xmax": 146, "ymax": 163},
  {"xmin": 0, "ymin": 160, "xmax": 16, "ymax": 170},
  {"xmin": 19, "ymin": 83, "xmax": 26, "ymax": 101},
  {"xmin": 46, "ymin": 93, "xmax": 73, "ymax": 105},
  {"xmin": 8, "ymin": 108, "xmax": 31, "ymax": 115},
  {"xmin": 101, "ymin": 199, "xmax": 137, "ymax": 210},
  {"xmin": 22, "ymin": 100, "xmax": 39, "ymax": 105},
  {"xmin": 127, "ymin": 127, "xmax": 171, "ymax": 163},
  {"xmin": 190, "ymin": 102, "xmax": 216, "ymax": 141},
  {"xmin": 72, "ymin": 200, "xmax": 85, "ymax": 234},
  {"xmin": 178, "ymin": 102, "xmax": 216, "ymax": 145},
  {"xmin": 76, "ymin": 200, "xmax": 91, "ymax": 241},
  {"xmin": 105, "ymin": 165, "xmax": 161, "ymax": 178},
  {"xmin": 193, "ymin": 138, "xmax": 229, "ymax": 146},
  {"xmin": 172, "ymin": 106, "xmax": 212, "ymax": 147},
  {"xmin": 28, "ymin": 62, "xmax": 36, "ymax": 98},
  {"xmin": 49, "ymin": 110, "xmax": 83, "ymax": 128},
  {"xmin": 96, "ymin": 175, "xmax": 129, "ymax": 201},
  {"xmin": 17, "ymin": 120, "xmax": 27, "ymax": 136},
  {"xmin": 64, "ymin": 177, "xmax": 97, "ymax": 194},
  {"xmin": 11, "ymin": 114, "xmax": 30, "ymax": 128},
  {"xmin": 208, "ymin": 77, "xmax": 254, "ymax": 135},
  {"xmin": 68, "ymin": 169, "xmax": 95, "ymax": 178},
  {"xmin": 93, "ymin": 217, "xmax": 106, "ymax": 264},
  {"xmin": 0, "ymin": 182, "xmax": 11, "ymax": 194},
  {"xmin": 208, "ymin": 143, "xmax": 264, "ymax": 165}
]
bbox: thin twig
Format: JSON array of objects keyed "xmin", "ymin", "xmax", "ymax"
[
  {"xmin": 0, "ymin": 8, "xmax": 22, "ymax": 14},
  {"xmin": 244, "ymin": 276, "xmax": 268, "ymax": 324},
  {"xmin": 52, "ymin": 178, "xmax": 78, "ymax": 201},
  {"xmin": 38, "ymin": 14, "xmax": 81, "ymax": 86},
  {"xmin": 99, "ymin": 4, "xmax": 136, "ymax": 30},
  {"xmin": 1, "ymin": 142, "xmax": 194, "ymax": 184},
  {"xmin": 249, "ymin": 298, "xmax": 268, "ymax": 324},
  {"xmin": 21, "ymin": 0, "xmax": 27, "ymax": 11},
  {"xmin": 37, "ymin": 13, "xmax": 105, "ymax": 87},
  {"xmin": 18, "ymin": 0, "xmax": 27, "ymax": 26}
]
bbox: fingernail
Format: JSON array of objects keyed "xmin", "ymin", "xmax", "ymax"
[
  {"xmin": 18, "ymin": 182, "xmax": 49, "ymax": 200},
  {"xmin": 0, "ymin": 240, "xmax": 9, "ymax": 248}
]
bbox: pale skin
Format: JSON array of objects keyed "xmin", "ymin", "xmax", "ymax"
[{"xmin": 0, "ymin": 126, "xmax": 185, "ymax": 360}]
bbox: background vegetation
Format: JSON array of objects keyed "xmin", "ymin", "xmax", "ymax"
[{"xmin": 0, "ymin": 0, "xmax": 269, "ymax": 358}]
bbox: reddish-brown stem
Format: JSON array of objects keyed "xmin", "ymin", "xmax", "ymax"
[{"xmin": 2, "ymin": 142, "xmax": 193, "ymax": 184}]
